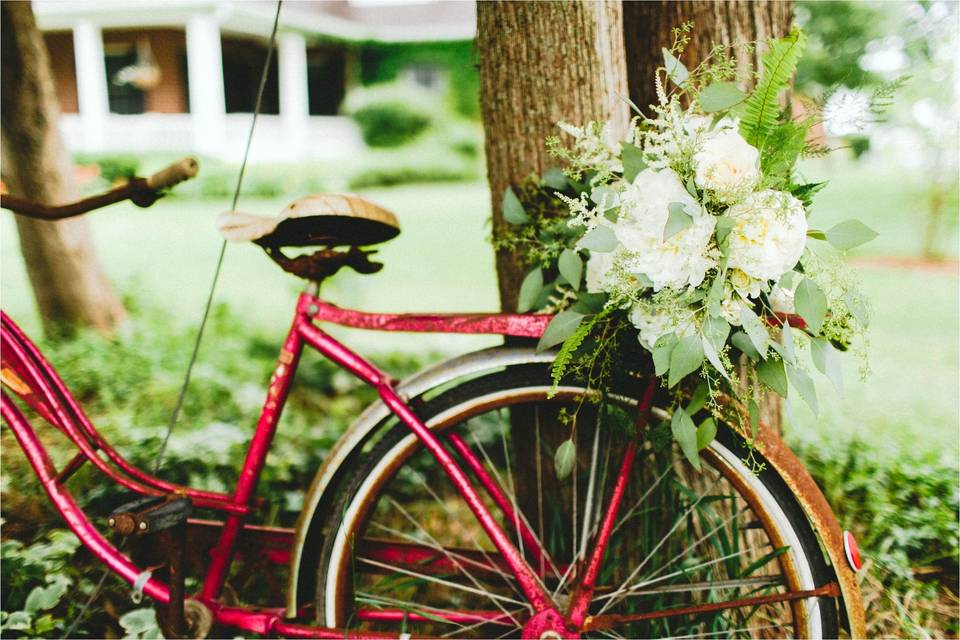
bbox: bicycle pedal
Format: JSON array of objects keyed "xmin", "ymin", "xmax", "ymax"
[{"xmin": 108, "ymin": 495, "xmax": 192, "ymax": 536}]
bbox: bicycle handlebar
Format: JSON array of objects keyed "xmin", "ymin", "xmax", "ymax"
[
  {"xmin": 1, "ymin": 156, "xmax": 199, "ymax": 220},
  {"xmin": 146, "ymin": 157, "xmax": 199, "ymax": 191}
]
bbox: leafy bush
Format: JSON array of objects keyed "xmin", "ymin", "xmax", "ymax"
[
  {"xmin": 344, "ymin": 82, "xmax": 441, "ymax": 148},
  {"xmin": 1, "ymin": 529, "xmax": 83, "ymax": 638},
  {"xmin": 794, "ymin": 434, "xmax": 960, "ymax": 637},
  {"xmin": 348, "ymin": 163, "xmax": 472, "ymax": 189}
]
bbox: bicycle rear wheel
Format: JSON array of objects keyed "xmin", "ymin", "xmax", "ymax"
[{"xmin": 313, "ymin": 367, "xmax": 843, "ymax": 638}]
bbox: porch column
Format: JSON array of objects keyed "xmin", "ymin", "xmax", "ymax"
[
  {"xmin": 72, "ymin": 20, "xmax": 108, "ymax": 151},
  {"xmin": 185, "ymin": 13, "xmax": 226, "ymax": 157},
  {"xmin": 279, "ymin": 31, "xmax": 309, "ymax": 158}
]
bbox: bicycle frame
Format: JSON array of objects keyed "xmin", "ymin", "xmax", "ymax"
[{"xmin": 2, "ymin": 287, "xmax": 604, "ymax": 637}]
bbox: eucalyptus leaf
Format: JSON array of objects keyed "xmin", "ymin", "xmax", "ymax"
[
  {"xmin": 558, "ymin": 249, "xmax": 583, "ymax": 290},
  {"xmin": 806, "ymin": 229, "xmax": 827, "ymax": 241},
  {"xmin": 687, "ymin": 381, "xmax": 710, "ymax": 414},
  {"xmin": 580, "ymin": 226, "xmax": 617, "ymax": 252},
  {"xmin": 810, "ymin": 337, "xmax": 844, "ymax": 395},
  {"xmin": 795, "ymin": 277, "xmax": 827, "ymax": 335},
  {"xmin": 699, "ymin": 81, "xmax": 747, "ymax": 112},
  {"xmin": 668, "ymin": 335, "xmax": 704, "ymax": 388},
  {"xmin": 590, "ymin": 185, "xmax": 618, "ymax": 210},
  {"xmin": 697, "ymin": 417, "xmax": 718, "ymax": 450},
  {"xmin": 517, "ymin": 268, "xmax": 543, "ymax": 313},
  {"xmin": 652, "ymin": 332, "xmax": 679, "ymax": 375},
  {"xmin": 663, "ymin": 203, "xmax": 694, "ymax": 240},
  {"xmin": 502, "ymin": 187, "xmax": 529, "ymax": 225},
  {"xmin": 731, "ymin": 331, "xmax": 760, "ymax": 361},
  {"xmin": 554, "ymin": 439, "xmax": 576, "ymax": 480},
  {"xmin": 537, "ymin": 310, "xmax": 586, "ymax": 351},
  {"xmin": 702, "ymin": 337, "xmax": 731, "ymax": 381},
  {"xmin": 748, "ymin": 399, "xmax": 760, "ymax": 439},
  {"xmin": 739, "ymin": 307, "xmax": 770, "ymax": 359},
  {"xmin": 757, "ymin": 356, "xmax": 788, "ymax": 397},
  {"xmin": 781, "ymin": 322, "xmax": 796, "ymax": 365},
  {"xmin": 621, "ymin": 142, "xmax": 647, "ymax": 182},
  {"xmin": 541, "ymin": 167, "xmax": 568, "ymax": 190},
  {"xmin": 684, "ymin": 175, "xmax": 699, "ymax": 199},
  {"xmin": 703, "ymin": 316, "xmax": 730, "ymax": 351},
  {"xmin": 574, "ymin": 292, "xmax": 608, "ymax": 314},
  {"xmin": 671, "ymin": 408, "xmax": 701, "ymax": 470},
  {"xmin": 631, "ymin": 272, "xmax": 654, "ymax": 288},
  {"xmin": 786, "ymin": 364, "xmax": 819, "ymax": 415},
  {"xmin": 715, "ymin": 217, "xmax": 735, "ymax": 249},
  {"xmin": 825, "ymin": 219, "xmax": 878, "ymax": 251},
  {"xmin": 662, "ymin": 47, "xmax": 689, "ymax": 86}
]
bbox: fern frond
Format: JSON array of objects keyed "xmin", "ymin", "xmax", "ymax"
[
  {"xmin": 739, "ymin": 29, "xmax": 807, "ymax": 148},
  {"xmin": 549, "ymin": 314, "xmax": 599, "ymax": 396}
]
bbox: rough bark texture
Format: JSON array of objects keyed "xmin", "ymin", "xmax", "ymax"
[
  {"xmin": 477, "ymin": 1, "xmax": 630, "ymax": 312},
  {"xmin": 623, "ymin": 1, "xmax": 794, "ymax": 111},
  {"xmin": 1, "ymin": 2, "xmax": 125, "ymax": 336},
  {"xmin": 623, "ymin": 1, "xmax": 794, "ymax": 432}
]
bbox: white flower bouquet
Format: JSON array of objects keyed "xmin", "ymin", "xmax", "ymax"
[{"xmin": 498, "ymin": 27, "xmax": 889, "ymax": 468}]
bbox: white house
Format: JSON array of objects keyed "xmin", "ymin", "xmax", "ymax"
[{"xmin": 33, "ymin": 0, "xmax": 476, "ymax": 160}]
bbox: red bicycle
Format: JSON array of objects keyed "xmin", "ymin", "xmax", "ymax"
[{"xmin": 1, "ymin": 160, "xmax": 864, "ymax": 639}]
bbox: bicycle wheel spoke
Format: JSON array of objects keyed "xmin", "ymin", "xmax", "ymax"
[
  {"xmin": 381, "ymin": 497, "xmax": 524, "ymax": 623},
  {"xmin": 579, "ymin": 415, "xmax": 603, "ymax": 562},
  {"xmin": 357, "ymin": 556, "xmax": 527, "ymax": 607},
  {"xmin": 596, "ymin": 474, "xmax": 723, "ymax": 615}
]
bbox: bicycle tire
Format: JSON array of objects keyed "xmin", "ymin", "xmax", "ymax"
[{"xmin": 312, "ymin": 365, "xmax": 843, "ymax": 638}]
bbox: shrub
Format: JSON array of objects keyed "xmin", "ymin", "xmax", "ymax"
[
  {"xmin": 343, "ymin": 82, "xmax": 439, "ymax": 148},
  {"xmin": 348, "ymin": 163, "xmax": 472, "ymax": 189},
  {"xmin": 74, "ymin": 153, "xmax": 140, "ymax": 184}
]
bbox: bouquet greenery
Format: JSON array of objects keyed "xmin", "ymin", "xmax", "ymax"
[{"xmin": 497, "ymin": 26, "xmax": 893, "ymax": 471}]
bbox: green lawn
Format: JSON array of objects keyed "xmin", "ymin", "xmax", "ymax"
[{"xmin": 2, "ymin": 160, "xmax": 957, "ymax": 453}]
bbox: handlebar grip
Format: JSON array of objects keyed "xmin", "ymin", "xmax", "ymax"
[{"xmin": 146, "ymin": 157, "xmax": 199, "ymax": 191}]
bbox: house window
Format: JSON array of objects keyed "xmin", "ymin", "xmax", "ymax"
[
  {"xmin": 221, "ymin": 37, "xmax": 279, "ymax": 114},
  {"xmin": 104, "ymin": 48, "xmax": 145, "ymax": 114},
  {"xmin": 307, "ymin": 47, "xmax": 346, "ymax": 115}
]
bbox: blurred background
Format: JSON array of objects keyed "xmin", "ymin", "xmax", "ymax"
[{"xmin": 1, "ymin": 1, "xmax": 957, "ymax": 637}]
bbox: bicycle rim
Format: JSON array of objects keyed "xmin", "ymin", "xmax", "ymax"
[{"xmin": 314, "ymin": 371, "xmax": 840, "ymax": 638}]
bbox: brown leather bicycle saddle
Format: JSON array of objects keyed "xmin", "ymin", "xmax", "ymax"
[{"xmin": 216, "ymin": 193, "xmax": 400, "ymax": 248}]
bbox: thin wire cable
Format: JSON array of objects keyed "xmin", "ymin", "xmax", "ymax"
[{"xmin": 153, "ymin": 1, "xmax": 282, "ymax": 473}]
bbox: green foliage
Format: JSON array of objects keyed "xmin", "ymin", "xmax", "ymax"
[
  {"xmin": 739, "ymin": 29, "xmax": 808, "ymax": 149},
  {"xmin": 794, "ymin": 434, "xmax": 959, "ymax": 637},
  {"xmin": 75, "ymin": 153, "xmax": 140, "ymax": 184},
  {"xmin": 1, "ymin": 529, "xmax": 83, "ymax": 638},
  {"xmin": 794, "ymin": 1, "xmax": 885, "ymax": 91},
  {"xmin": 351, "ymin": 101, "xmax": 432, "ymax": 148},
  {"xmin": 347, "ymin": 162, "xmax": 472, "ymax": 189},
  {"xmin": 358, "ymin": 41, "xmax": 479, "ymax": 119}
]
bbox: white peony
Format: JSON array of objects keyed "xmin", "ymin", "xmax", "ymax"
[
  {"xmin": 613, "ymin": 168, "xmax": 717, "ymax": 292},
  {"xmin": 693, "ymin": 129, "xmax": 761, "ymax": 203},
  {"xmin": 725, "ymin": 190, "xmax": 808, "ymax": 283},
  {"xmin": 630, "ymin": 302, "xmax": 696, "ymax": 350}
]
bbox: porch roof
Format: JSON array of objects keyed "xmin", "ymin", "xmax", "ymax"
[{"xmin": 33, "ymin": 0, "xmax": 475, "ymax": 43}]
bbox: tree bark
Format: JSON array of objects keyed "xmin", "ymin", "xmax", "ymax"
[
  {"xmin": 478, "ymin": 0, "xmax": 630, "ymax": 312},
  {"xmin": 623, "ymin": 1, "xmax": 794, "ymax": 112},
  {"xmin": 1, "ymin": 2, "xmax": 125, "ymax": 337},
  {"xmin": 623, "ymin": 1, "xmax": 794, "ymax": 432}
]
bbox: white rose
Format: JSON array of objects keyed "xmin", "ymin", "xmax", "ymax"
[
  {"xmin": 613, "ymin": 168, "xmax": 717, "ymax": 291},
  {"xmin": 693, "ymin": 129, "xmax": 761, "ymax": 203},
  {"xmin": 584, "ymin": 250, "xmax": 615, "ymax": 294},
  {"xmin": 725, "ymin": 190, "xmax": 808, "ymax": 283},
  {"xmin": 630, "ymin": 302, "xmax": 695, "ymax": 350}
]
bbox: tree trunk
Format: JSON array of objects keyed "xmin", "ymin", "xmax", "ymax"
[
  {"xmin": 478, "ymin": 0, "xmax": 630, "ymax": 312},
  {"xmin": 623, "ymin": 1, "xmax": 794, "ymax": 112},
  {"xmin": 623, "ymin": 0, "xmax": 794, "ymax": 432},
  {"xmin": 1, "ymin": 2, "xmax": 124, "ymax": 337}
]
